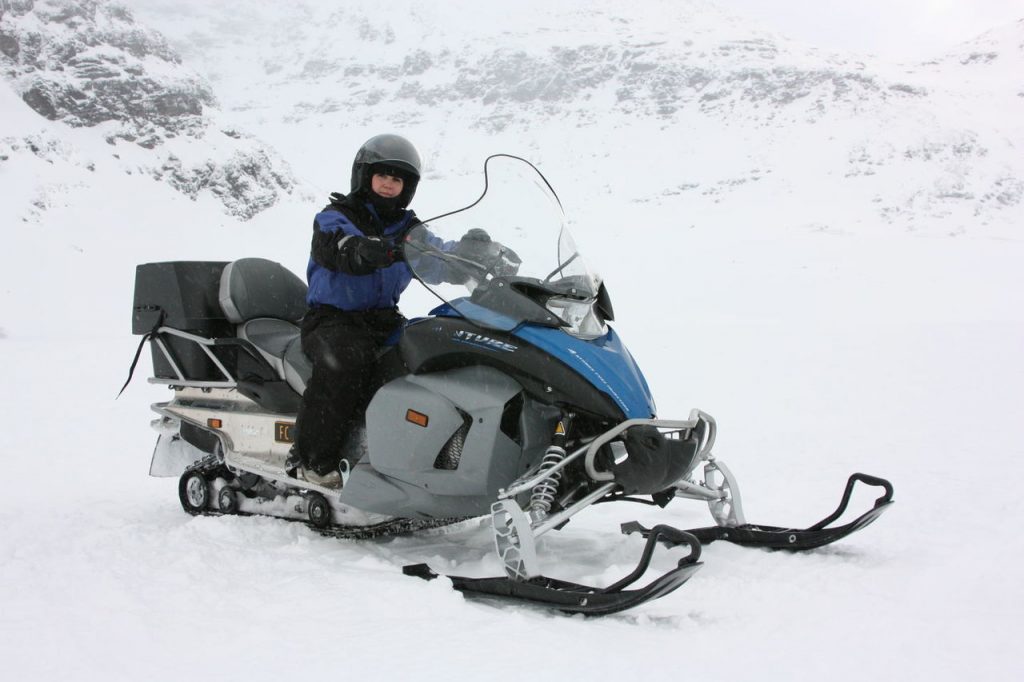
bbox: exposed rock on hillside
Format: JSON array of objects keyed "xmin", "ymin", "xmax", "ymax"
[
  {"xmin": 1, "ymin": 0, "xmax": 212, "ymax": 146},
  {"xmin": 0, "ymin": 0, "xmax": 295, "ymax": 219}
]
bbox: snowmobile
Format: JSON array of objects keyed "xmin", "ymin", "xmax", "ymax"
[{"xmin": 128, "ymin": 155, "xmax": 893, "ymax": 616}]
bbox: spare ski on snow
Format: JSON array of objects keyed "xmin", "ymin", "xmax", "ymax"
[
  {"xmin": 624, "ymin": 473, "xmax": 894, "ymax": 551},
  {"xmin": 404, "ymin": 525, "xmax": 702, "ymax": 616}
]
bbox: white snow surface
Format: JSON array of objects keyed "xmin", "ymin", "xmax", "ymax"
[{"xmin": 1, "ymin": 1, "xmax": 1022, "ymax": 680}]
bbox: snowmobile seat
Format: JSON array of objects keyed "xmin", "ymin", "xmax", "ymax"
[{"xmin": 218, "ymin": 258, "xmax": 312, "ymax": 394}]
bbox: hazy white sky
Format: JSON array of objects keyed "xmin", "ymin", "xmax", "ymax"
[{"xmin": 721, "ymin": 0, "xmax": 1023, "ymax": 58}]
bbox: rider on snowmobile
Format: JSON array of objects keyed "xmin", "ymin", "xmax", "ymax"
[{"xmin": 290, "ymin": 133, "xmax": 499, "ymax": 488}]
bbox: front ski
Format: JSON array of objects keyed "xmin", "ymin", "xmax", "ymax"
[
  {"xmin": 624, "ymin": 473, "xmax": 894, "ymax": 551},
  {"xmin": 404, "ymin": 525, "xmax": 702, "ymax": 616}
]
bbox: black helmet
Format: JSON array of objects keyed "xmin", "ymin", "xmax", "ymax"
[{"xmin": 350, "ymin": 134, "xmax": 421, "ymax": 208}]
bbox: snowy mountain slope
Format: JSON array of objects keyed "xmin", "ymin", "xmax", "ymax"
[
  {"xmin": 0, "ymin": 0, "xmax": 299, "ymax": 218},
  {"xmin": 121, "ymin": 0, "xmax": 1024, "ymax": 237},
  {"xmin": 1, "ymin": 2, "xmax": 1023, "ymax": 681}
]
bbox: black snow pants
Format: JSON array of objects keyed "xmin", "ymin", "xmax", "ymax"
[{"xmin": 294, "ymin": 305, "xmax": 405, "ymax": 475}]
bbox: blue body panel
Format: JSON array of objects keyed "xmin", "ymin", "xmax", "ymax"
[
  {"xmin": 429, "ymin": 301, "xmax": 656, "ymax": 419},
  {"xmin": 513, "ymin": 324, "xmax": 656, "ymax": 419}
]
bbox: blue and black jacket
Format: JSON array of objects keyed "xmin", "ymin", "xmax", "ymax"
[
  {"xmin": 306, "ymin": 193, "xmax": 451, "ymax": 311},
  {"xmin": 306, "ymin": 192, "xmax": 415, "ymax": 310}
]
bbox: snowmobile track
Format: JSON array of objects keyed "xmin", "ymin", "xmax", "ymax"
[{"xmin": 178, "ymin": 454, "xmax": 470, "ymax": 539}]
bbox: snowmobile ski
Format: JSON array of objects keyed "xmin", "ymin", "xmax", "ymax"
[
  {"xmin": 623, "ymin": 473, "xmax": 894, "ymax": 551},
  {"xmin": 404, "ymin": 524, "xmax": 702, "ymax": 616}
]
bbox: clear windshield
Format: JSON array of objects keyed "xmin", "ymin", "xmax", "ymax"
[{"xmin": 404, "ymin": 156, "xmax": 607, "ymax": 337}]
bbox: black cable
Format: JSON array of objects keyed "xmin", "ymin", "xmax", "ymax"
[
  {"xmin": 420, "ymin": 153, "xmax": 562, "ymax": 225},
  {"xmin": 406, "ymin": 154, "xmax": 560, "ymax": 311}
]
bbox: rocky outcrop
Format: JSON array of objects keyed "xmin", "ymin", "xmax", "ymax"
[
  {"xmin": 0, "ymin": 0, "xmax": 295, "ymax": 218},
  {"xmin": 155, "ymin": 145, "xmax": 298, "ymax": 220},
  {"xmin": 0, "ymin": 0, "xmax": 213, "ymax": 146}
]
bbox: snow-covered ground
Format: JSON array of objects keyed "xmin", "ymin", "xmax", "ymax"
[{"xmin": 1, "ymin": 1, "xmax": 1022, "ymax": 680}]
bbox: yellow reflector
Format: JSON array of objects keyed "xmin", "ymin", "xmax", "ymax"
[
  {"xmin": 207, "ymin": 418, "xmax": 223, "ymax": 429},
  {"xmin": 405, "ymin": 409, "xmax": 429, "ymax": 428}
]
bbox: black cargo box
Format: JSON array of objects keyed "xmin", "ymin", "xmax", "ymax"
[{"xmin": 132, "ymin": 261, "xmax": 236, "ymax": 381}]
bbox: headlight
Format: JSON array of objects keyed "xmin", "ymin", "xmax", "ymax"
[{"xmin": 545, "ymin": 296, "xmax": 608, "ymax": 339}]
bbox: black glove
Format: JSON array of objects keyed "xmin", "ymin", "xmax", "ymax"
[
  {"xmin": 453, "ymin": 229, "xmax": 493, "ymax": 265},
  {"xmin": 452, "ymin": 228, "xmax": 524, "ymax": 279},
  {"xmin": 493, "ymin": 245, "xmax": 522, "ymax": 277},
  {"xmin": 352, "ymin": 237, "xmax": 395, "ymax": 269},
  {"xmin": 390, "ymin": 235, "xmax": 406, "ymax": 262},
  {"xmin": 463, "ymin": 228, "xmax": 490, "ymax": 241}
]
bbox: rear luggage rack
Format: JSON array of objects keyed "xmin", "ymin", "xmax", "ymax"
[{"xmin": 148, "ymin": 327, "xmax": 238, "ymax": 388}]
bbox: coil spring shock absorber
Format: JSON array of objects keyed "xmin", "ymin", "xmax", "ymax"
[{"xmin": 530, "ymin": 415, "xmax": 572, "ymax": 520}]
